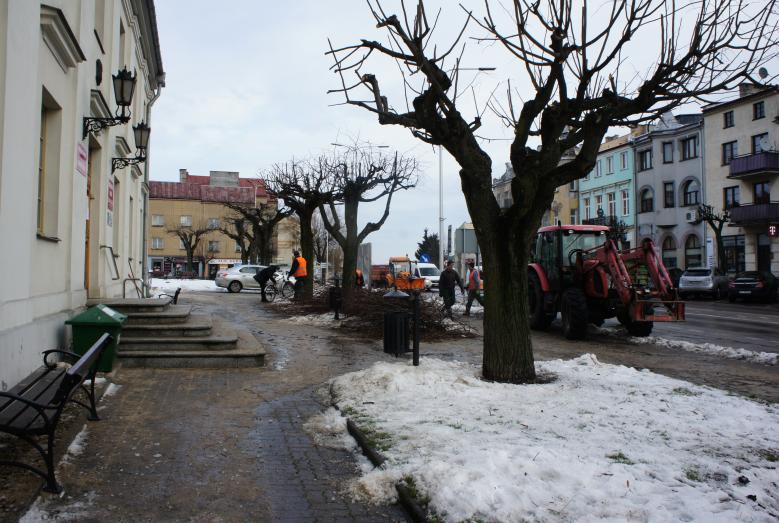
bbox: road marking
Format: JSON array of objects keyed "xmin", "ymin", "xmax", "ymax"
[{"xmin": 685, "ymin": 311, "xmax": 775, "ymax": 322}]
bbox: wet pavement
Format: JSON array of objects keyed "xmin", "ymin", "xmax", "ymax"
[{"xmin": 7, "ymin": 289, "xmax": 778, "ymax": 522}]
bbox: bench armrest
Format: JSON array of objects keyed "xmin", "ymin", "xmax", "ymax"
[
  {"xmin": 42, "ymin": 349, "xmax": 81, "ymax": 369},
  {"xmin": 0, "ymin": 392, "xmax": 53, "ymax": 426}
]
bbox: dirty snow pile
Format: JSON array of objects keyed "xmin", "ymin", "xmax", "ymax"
[
  {"xmin": 320, "ymin": 355, "xmax": 779, "ymax": 522},
  {"xmin": 595, "ymin": 325, "xmax": 778, "ymax": 366},
  {"xmin": 149, "ymin": 278, "xmax": 223, "ymax": 295},
  {"xmin": 283, "ymin": 312, "xmax": 349, "ymax": 327}
]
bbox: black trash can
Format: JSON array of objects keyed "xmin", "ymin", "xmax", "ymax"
[{"xmin": 383, "ymin": 311, "xmax": 410, "ymax": 355}]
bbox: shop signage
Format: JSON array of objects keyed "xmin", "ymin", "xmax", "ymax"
[
  {"xmin": 76, "ymin": 143, "xmax": 88, "ymax": 176},
  {"xmin": 769, "ymin": 224, "xmax": 778, "ymax": 238},
  {"xmin": 107, "ymin": 178, "xmax": 114, "ymax": 211}
]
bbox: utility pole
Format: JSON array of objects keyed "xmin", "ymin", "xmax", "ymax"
[{"xmin": 438, "ymin": 144, "xmax": 444, "ymax": 269}]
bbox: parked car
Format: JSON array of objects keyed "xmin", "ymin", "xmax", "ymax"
[
  {"xmin": 678, "ymin": 267, "xmax": 730, "ymax": 300},
  {"xmin": 215, "ymin": 265, "xmax": 265, "ymax": 293},
  {"xmin": 728, "ymin": 271, "xmax": 779, "ymax": 303},
  {"xmin": 413, "ymin": 262, "xmax": 441, "ymax": 290}
]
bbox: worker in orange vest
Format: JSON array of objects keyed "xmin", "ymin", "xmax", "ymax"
[
  {"xmin": 464, "ymin": 261, "xmax": 484, "ymax": 316},
  {"xmin": 288, "ymin": 250, "xmax": 307, "ymax": 300}
]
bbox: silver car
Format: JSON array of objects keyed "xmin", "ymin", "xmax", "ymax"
[
  {"xmin": 215, "ymin": 265, "xmax": 265, "ymax": 293},
  {"xmin": 678, "ymin": 267, "xmax": 730, "ymax": 300}
]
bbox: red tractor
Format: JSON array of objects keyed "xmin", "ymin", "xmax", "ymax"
[{"xmin": 527, "ymin": 225, "xmax": 685, "ymax": 339}]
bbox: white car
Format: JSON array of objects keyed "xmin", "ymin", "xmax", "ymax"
[
  {"xmin": 413, "ymin": 263, "xmax": 441, "ymax": 290},
  {"xmin": 215, "ymin": 265, "xmax": 265, "ymax": 293}
]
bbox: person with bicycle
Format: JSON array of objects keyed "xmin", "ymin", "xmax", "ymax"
[{"xmin": 254, "ymin": 265, "xmax": 278, "ymax": 303}]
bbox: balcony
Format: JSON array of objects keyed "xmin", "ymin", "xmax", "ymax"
[
  {"xmin": 728, "ymin": 151, "xmax": 779, "ymax": 179},
  {"xmin": 728, "ymin": 201, "xmax": 779, "ymax": 226}
]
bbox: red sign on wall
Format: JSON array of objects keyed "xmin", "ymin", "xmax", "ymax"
[
  {"xmin": 76, "ymin": 143, "xmax": 88, "ymax": 176},
  {"xmin": 107, "ymin": 178, "xmax": 114, "ymax": 212}
]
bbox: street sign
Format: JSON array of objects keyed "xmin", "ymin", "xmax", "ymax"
[
  {"xmin": 769, "ymin": 224, "xmax": 778, "ymax": 238},
  {"xmin": 419, "ymin": 254, "xmax": 430, "ymax": 263}
]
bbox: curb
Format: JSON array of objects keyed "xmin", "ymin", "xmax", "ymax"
[{"xmin": 343, "ymin": 417, "xmax": 429, "ymax": 522}]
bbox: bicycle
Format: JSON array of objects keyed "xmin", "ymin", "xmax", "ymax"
[{"xmin": 263, "ymin": 273, "xmax": 295, "ymax": 302}]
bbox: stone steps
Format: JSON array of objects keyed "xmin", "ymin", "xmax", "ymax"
[
  {"xmin": 88, "ymin": 297, "xmax": 172, "ymax": 313},
  {"xmin": 123, "ymin": 305, "xmax": 193, "ymax": 325},
  {"xmin": 121, "ymin": 315, "xmax": 213, "ymax": 338}
]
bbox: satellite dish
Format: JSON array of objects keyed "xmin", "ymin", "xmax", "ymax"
[{"xmin": 759, "ymin": 67, "xmax": 769, "ymax": 79}]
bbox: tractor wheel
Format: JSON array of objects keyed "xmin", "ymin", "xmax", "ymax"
[
  {"xmin": 625, "ymin": 320, "xmax": 653, "ymax": 337},
  {"xmin": 528, "ymin": 273, "xmax": 552, "ymax": 330},
  {"xmin": 561, "ymin": 288, "xmax": 588, "ymax": 340}
]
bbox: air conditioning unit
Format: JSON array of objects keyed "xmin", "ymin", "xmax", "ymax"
[{"xmin": 685, "ymin": 210, "xmax": 697, "ymax": 223}]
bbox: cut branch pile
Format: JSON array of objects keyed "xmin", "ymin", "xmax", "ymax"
[{"xmin": 272, "ymin": 288, "xmax": 476, "ymax": 340}]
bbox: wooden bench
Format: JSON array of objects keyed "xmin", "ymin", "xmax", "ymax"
[
  {"xmin": 158, "ymin": 287, "xmax": 181, "ymax": 304},
  {"xmin": 0, "ymin": 333, "xmax": 112, "ymax": 493}
]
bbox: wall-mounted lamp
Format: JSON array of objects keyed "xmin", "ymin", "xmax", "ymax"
[
  {"xmin": 112, "ymin": 121, "xmax": 150, "ymax": 173},
  {"xmin": 83, "ymin": 67, "xmax": 136, "ymax": 139}
]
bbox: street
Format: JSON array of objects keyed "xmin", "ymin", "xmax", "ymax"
[{"xmin": 646, "ymin": 299, "xmax": 779, "ymax": 354}]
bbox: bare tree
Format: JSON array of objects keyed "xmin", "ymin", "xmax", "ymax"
[
  {"xmin": 167, "ymin": 221, "xmax": 211, "ymax": 276},
  {"xmin": 266, "ymin": 158, "xmax": 333, "ymax": 299},
  {"xmin": 220, "ymin": 215, "xmax": 252, "ymax": 264},
  {"xmin": 319, "ymin": 145, "xmax": 418, "ymax": 301},
  {"xmin": 312, "ymin": 212, "xmax": 330, "ymax": 264},
  {"xmin": 696, "ymin": 204, "xmax": 730, "ymax": 271},
  {"xmin": 328, "ymin": 0, "xmax": 777, "ymax": 383},
  {"xmin": 225, "ymin": 201, "xmax": 292, "ymax": 265}
]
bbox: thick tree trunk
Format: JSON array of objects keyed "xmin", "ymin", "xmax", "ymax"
[
  {"xmin": 298, "ymin": 210, "xmax": 315, "ymax": 300},
  {"xmin": 340, "ymin": 239, "xmax": 359, "ymax": 303}
]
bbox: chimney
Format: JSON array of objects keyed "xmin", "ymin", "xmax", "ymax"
[
  {"xmin": 179, "ymin": 168, "xmax": 189, "ymax": 183},
  {"xmin": 739, "ymin": 82, "xmax": 761, "ymax": 98}
]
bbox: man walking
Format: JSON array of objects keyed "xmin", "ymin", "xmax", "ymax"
[
  {"xmin": 254, "ymin": 265, "xmax": 278, "ymax": 303},
  {"xmin": 438, "ymin": 260, "xmax": 463, "ymax": 318},
  {"xmin": 288, "ymin": 250, "xmax": 307, "ymax": 300},
  {"xmin": 464, "ymin": 261, "xmax": 484, "ymax": 316}
]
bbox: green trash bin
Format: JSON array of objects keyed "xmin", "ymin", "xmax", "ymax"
[{"xmin": 65, "ymin": 304, "xmax": 127, "ymax": 372}]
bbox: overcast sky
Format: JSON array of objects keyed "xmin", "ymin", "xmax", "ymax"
[{"xmin": 149, "ymin": 0, "xmax": 775, "ymax": 265}]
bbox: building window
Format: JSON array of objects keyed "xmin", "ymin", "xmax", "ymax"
[
  {"xmin": 723, "ymin": 186, "xmax": 740, "ymax": 209},
  {"xmin": 621, "ymin": 189, "xmax": 630, "ymax": 216},
  {"xmin": 606, "ymin": 156, "xmax": 613, "ymax": 174},
  {"xmin": 569, "ymin": 209, "xmax": 577, "ymax": 225},
  {"xmin": 640, "ymin": 188, "xmax": 654, "ymax": 213},
  {"xmin": 638, "ymin": 149, "xmax": 653, "ymax": 171},
  {"xmin": 595, "ymin": 194, "xmax": 603, "ymax": 214},
  {"xmin": 37, "ymin": 92, "xmax": 61, "ymax": 237},
  {"xmin": 721, "ymin": 141, "xmax": 738, "ymax": 165},
  {"xmin": 151, "ymin": 237, "xmax": 164, "ymax": 249},
  {"xmin": 685, "ymin": 235, "xmax": 702, "ymax": 268},
  {"xmin": 681, "ymin": 135, "xmax": 699, "ymax": 160},
  {"xmin": 151, "ymin": 214, "xmax": 165, "ymax": 227},
  {"xmin": 207, "ymin": 218, "xmax": 220, "ymax": 229},
  {"xmin": 682, "ymin": 180, "xmax": 700, "ymax": 206},
  {"xmin": 751, "ymin": 133, "xmax": 769, "ymax": 154},
  {"xmin": 180, "ymin": 215, "xmax": 192, "ymax": 227},
  {"xmin": 722, "ymin": 235, "xmax": 745, "ymax": 273},
  {"xmin": 620, "ymin": 151, "xmax": 627, "ymax": 170},
  {"xmin": 607, "ymin": 192, "xmax": 616, "ymax": 216},
  {"xmin": 207, "ymin": 240, "xmax": 220, "ymax": 252},
  {"xmin": 754, "ymin": 181, "xmax": 770, "ymax": 204},
  {"xmin": 179, "ymin": 239, "xmax": 185, "ymax": 250},
  {"xmin": 723, "ymin": 110, "xmax": 734, "ymax": 128},
  {"xmin": 753, "ymin": 101, "xmax": 765, "ymax": 120},
  {"xmin": 584, "ymin": 198, "xmax": 591, "ymax": 220},
  {"xmin": 664, "ymin": 182, "xmax": 675, "ymax": 208},
  {"xmin": 235, "ymin": 242, "xmax": 242, "ymax": 252},
  {"xmin": 569, "ymin": 180, "xmax": 576, "ymax": 191},
  {"xmin": 662, "ymin": 142, "xmax": 673, "ymax": 163},
  {"xmin": 595, "ymin": 160, "xmax": 602, "ymax": 177},
  {"xmin": 662, "ymin": 236, "xmax": 677, "ymax": 268}
]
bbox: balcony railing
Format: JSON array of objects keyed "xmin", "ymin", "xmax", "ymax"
[
  {"xmin": 728, "ymin": 151, "xmax": 779, "ymax": 179},
  {"xmin": 728, "ymin": 201, "xmax": 779, "ymax": 225},
  {"xmin": 582, "ymin": 215, "xmax": 620, "ymax": 226}
]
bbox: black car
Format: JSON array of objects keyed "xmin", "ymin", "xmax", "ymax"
[{"xmin": 727, "ymin": 271, "xmax": 778, "ymax": 303}]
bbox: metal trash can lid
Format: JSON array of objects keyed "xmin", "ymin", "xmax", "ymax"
[{"xmin": 65, "ymin": 304, "xmax": 127, "ymax": 325}]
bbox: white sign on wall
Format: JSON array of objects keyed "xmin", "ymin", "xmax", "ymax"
[{"xmin": 706, "ymin": 237, "xmax": 714, "ymax": 268}]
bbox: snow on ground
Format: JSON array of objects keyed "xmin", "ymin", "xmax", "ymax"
[
  {"xmin": 595, "ymin": 325, "xmax": 778, "ymax": 366},
  {"xmin": 283, "ymin": 312, "xmax": 349, "ymax": 328},
  {"xmin": 324, "ymin": 355, "xmax": 779, "ymax": 523},
  {"xmin": 149, "ymin": 278, "xmax": 224, "ymax": 295}
]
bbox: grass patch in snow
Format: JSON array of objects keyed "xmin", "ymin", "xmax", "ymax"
[
  {"xmin": 672, "ymin": 386, "xmax": 701, "ymax": 396},
  {"xmin": 606, "ymin": 451, "xmax": 635, "ymax": 465}
]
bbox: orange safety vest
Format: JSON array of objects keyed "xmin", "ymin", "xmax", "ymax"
[
  {"xmin": 468, "ymin": 269, "xmax": 482, "ymax": 290},
  {"xmin": 293, "ymin": 256, "xmax": 307, "ymax": 277}
]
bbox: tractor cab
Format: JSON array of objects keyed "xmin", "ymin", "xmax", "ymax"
[{"xmin": 531, "ymin": 225, "xmax": 609, "ymax": 291}]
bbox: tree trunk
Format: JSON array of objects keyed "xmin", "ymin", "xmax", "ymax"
[
  {"xmin": 715, "ymin": 226, "xmax": 728, "ymax": 272},
  {"xmin": 298, "ymin": 209, "xmax": 315, "ymax": 300},
  {"xmin": 340, "ymin": 239, "xmax": 359, "ymax": 303}
]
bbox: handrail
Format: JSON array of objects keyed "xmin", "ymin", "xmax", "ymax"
[
  {"xmin": 127, "ymin": 258, "xmax": 142, "ymax": 298},
  {"xmin": 123, "ymin": 278, "xmax": 151, "ymax": 298},
  {"xmin": 99, "ymin": 245, "xmax": 121, "ymax": 280}
]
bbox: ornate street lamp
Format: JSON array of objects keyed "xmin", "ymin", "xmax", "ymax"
[
  {"xmin": 112, "ymin": 121, "xmax": 150, "ymax": 173},
  {"xmin": 82, "ymin": 67, "xmax": 136, "ymax": 139}
]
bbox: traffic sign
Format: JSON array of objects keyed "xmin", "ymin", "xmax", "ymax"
[{"xmin": 419, "ymin": 254, "xmax": 430, "ymax": 263}]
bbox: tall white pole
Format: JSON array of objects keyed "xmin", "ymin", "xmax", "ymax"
[{"xmin": 438, "ymin": 144, "xmax": 444, "ymax": 269}]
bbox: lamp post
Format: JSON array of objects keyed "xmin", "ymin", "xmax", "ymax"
[
  {"xmin": 111, "ymin": 121, "xmax": 150, "ymax": 172},
  {"xmin": 438, "ymin": 144, "xmax": 444, "ymax": 270},
  {"xmin": 83, "ymin": 67, "xmax": 137, "ymax": 139}
]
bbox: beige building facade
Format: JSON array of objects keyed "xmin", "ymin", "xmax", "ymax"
[
  {"xmin": 702, "ymin": 85, "xmax": 779, "ymax": 274},
  {"xmin": 0, "ymin": 0, "xmax": 164, "ymax": 389},
  {"xmin": 148, "ymin": 170, "xmax": 299, "ymax": 277}
]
